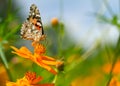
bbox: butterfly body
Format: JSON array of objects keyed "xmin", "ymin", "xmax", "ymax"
[{"xmin": 21, "ymin": 4, "xmax": 45, "ymax": 42}]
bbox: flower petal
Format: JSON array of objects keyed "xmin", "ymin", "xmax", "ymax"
[
  {"xmin": 32, "ymin": 42, "xmax": 46, "ymax": 54},
  {"xmin": 42, "ymin": 56, "xmax": 56, "ymax": 61},
  {"xmin": 6, "ymin": 81, "xmax": 17, "ymax": 86},
  {"xmin": 35, "ymin": 59, "xmax": 57, "ymax": 75},
  {"xmin": 11, "ymin": 46, "xmax": 33, "ymax": 59},
  {"xmin": 42, "ymin": 60, "xmax": 62, "ymax": 66},
  {"xmin": 32, "ymin": 76, "xmax": 43, "ymax": 84}
]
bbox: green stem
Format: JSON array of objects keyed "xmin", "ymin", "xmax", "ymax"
[
  {"xmin": 118, "ymin": 0, "xmax": 120, "ymax": 26},
  {"xmin": 57, "ymin": 24, "xmax": 64, "ymax": 57},
  {"xmin": 103, "ymin": 0, "xmax": 114, "ymax": 16},
  {"xmin": 58, "ymin": 33, "xmax": 62, "ymax": 56},
  {"xmin": 106, "ymin": 31, "xmax": 120, "ymax": 86},
  {"xmin": 59, "ymin": 0, "xmax": 63, "ymax": 20},
  {"xmin": 106, "ymin": 55, "xmax": 118, "ymax": 86}
]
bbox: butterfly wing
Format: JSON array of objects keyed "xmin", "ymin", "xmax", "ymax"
[{"xmin": 21, "ymin": 4, "xmax": 44, "ymax": 42}]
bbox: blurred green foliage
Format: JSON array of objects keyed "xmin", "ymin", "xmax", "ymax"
[
  {"xmin": 0, "ymin": 0, "xmax": 20, "ymax": 71},
  {"xmin": 1, "ymin": 0, "xmax": 120, "ymax": 86}
]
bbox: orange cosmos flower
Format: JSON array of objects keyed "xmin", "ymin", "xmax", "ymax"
[
  {"xmin": 6, "ymin": 71, "xmax": 54, "ymax": 86},
  {"xmin": 11, "ymin": 42, "xmax": 62, "ymax": 75}
]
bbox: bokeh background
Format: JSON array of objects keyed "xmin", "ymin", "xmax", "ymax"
[{"xmin": 0, "ymin": 0, "xmax": 120, "ymax": 86}]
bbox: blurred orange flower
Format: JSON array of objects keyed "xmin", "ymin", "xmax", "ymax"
[
  {"xmin": 102, "ymin": 60, "xmax": 120, "ymax": 86},
  {"xmin": 51, "ymin": 17, "xmax": 59, "ymax": 26},
  {"xmin": 103, "ymin": 60, "xmax": 120, "ymax": 74},
  {"xmin": 11, "ymin": 42, "xmax": 62, "ymax": 75},
  {"xmin": 6, "ymin": 71, "xmax": 54, "ymax": 86},
  {"xmin": 109, "ymin": 76, "xmax": 120, "ymax": 86}
]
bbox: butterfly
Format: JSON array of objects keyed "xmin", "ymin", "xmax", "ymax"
[{"xmin": 21, "ymin": 4, "xmax": 45, "ymax": 42}]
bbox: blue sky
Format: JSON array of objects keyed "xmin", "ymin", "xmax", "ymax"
[{"xmin": 14, "ymin": 0, "xmax": 119, "ymax": 47}]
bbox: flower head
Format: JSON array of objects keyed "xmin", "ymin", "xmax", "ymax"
[
  {"xmin": 6, "ymin": 72, "xmax": 54, "ymax": 86},
  {"xmin": 32, "ymin": 42, "xmax": 46, "ymax": 54},
  {"xmin": 51, "ymin": 17, "xmax": 59, "ymax": 26},
  {"xmin": 11, "ymin": 42, "xmax": 62, "ymax": 75}
]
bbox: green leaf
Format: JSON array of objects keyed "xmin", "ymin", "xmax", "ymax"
[
  {"xmin": 111, "ymin": 15, "xmax": 117, "ymax": 25},
  {"xmin": 0, "ymin": 43, "xmax": 9, "ymax": 69}
]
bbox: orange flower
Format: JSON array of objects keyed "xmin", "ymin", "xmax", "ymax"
[
  {"xmin": 109, "ymin": 76, "xmax": 120, "ymax": 86},
  {"xmin": 11, "ymin": 42, "xmax": 62, "ymax": 75},
  {"xmin": 51, "ymin": 17, "xmax": 59, "ymax": 26},
  {"xmin": 6, "ymin": 72, "xmax": 54, "ymax": 86}
]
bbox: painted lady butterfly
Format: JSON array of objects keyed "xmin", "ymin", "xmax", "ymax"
[{"xmin": 21, "ymin": 4, "xmax": 45, "ymax": 42}]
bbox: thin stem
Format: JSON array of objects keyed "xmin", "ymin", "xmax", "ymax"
[
  {"xmin": 57, "ymin": 31, "xmax": 62, "ymax": 57},
  {"xmin": 103, "ymin": 0, "xmax": 114, "ymax": 16},
  {"xmin": 57, "ymin": 23, "xmax": 65, "ymax": 57},
  {"xmin": 119, "ymin": 0, "xmax": 120, "ymax": 19},
  {"xmin": 106, "ymin": 55, "xmax": 118, "ymax": 86},
  {"xmin": 59, "ymin": 0, "xmax": 63, "ymax": 20},
  {"xmin": 106, "ymin": 31, "xmax": 120, "ymax": 86},
  {"xmin": 104, "ymin": 44, "xmax": 112, "ymax": 63},
  {"xmin": 119, "ymin": 0, "xmax": 120, "ymax": 15}
]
